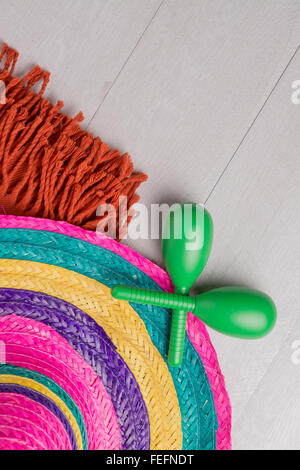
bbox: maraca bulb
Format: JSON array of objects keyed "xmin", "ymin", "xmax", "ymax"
[
  {"xmin": 162, "ymin": 203, "xmax": 214, "ymax": 366},
  {"xmin": 162, "ymin": 203, "xmax": 213, "ymax": 292},
  {"xmin": 195, "ymin": 287, "xmax": 276, "ymax": 339}
]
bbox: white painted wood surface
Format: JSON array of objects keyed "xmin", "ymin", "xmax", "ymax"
[
  {"xmin": 206, "ymin": 50, "xmax": 300, "ymax": 449},
  {"xmin": 1, "ymin": 0, "xmax": 300, "ymax": 450},
  {"xmin": 0, "ymin": 0, "xmax": 161, "ymax": 119}
]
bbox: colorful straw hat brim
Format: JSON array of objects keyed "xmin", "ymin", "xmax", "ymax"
[
  {"xmin": 0, "ymin": 215, "xmax": 231, "ymax": 451},
  {"xmin": 0, "ymin": 253, "xmax": 215, "ymax": 450},
  {"xmin": 0, "ymin": 260, "xmax": 183, "ymax": 449},
  {"xmin": 0, "ymin": 215, "xmax": 232, "ymax": 450},
  {"xmin": 0, "ymin": 288, "xmax": 150, "ymax": 450}
]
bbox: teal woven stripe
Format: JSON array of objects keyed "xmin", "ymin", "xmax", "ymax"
[
  {"xmin": 0, "ymin": 228, "xmax": 218, "ymax": 450},
  {"xmin": 0, "ymin": 363, "xmax": 88, "ymax": 449}
]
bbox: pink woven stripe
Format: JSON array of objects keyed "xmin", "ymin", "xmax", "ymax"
[
  {"xmin": 0, "ymin": 394, "xmax": 71, "ymax": 449},
  {"xmin": 0, "ymin": 315, "xmax": 121, "ymax": 450},
  {"xmin": 0, "ymin": 404, "xmax": 67, "ymax": 450},
  {"xmin": 0, "ymin": 438, "xmax": 34, "ymax": 450},
  {"xmin": 0, "ymin": 215, "xmax": 231, "ymax": 449},
  {"xmin": 0, "ymin": 435, "xmax": 39, "ymax": 450}
]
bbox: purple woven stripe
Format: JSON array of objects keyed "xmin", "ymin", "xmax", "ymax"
[
  {"xmin": 0, "ymin": 383, "xmax": 77, "ymax": 449},
  {"xmin": 0, "ymin": 288, "xmax": 150, "ymax": 450}
]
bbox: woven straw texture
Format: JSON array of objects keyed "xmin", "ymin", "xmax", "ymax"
[
  {"xmin": 0, "ymin": 391, "xmax": 72, "ymax": 450},
  {"xmin": 0, "ymin": 288, "xmax": 150, "ymax": 450},
  {"xmin": 0, "ymin": 384, "xmax": 77, "ymax": 449},
  {"xmin": 0, "ymin": 214, "xmax": 231, "ymax": 450},
  {"xmin": 0, "ymin": 364, "xmax": 87, "ymax": 449},
  {"xmin": 0, "ymin": 315, "xmax": 121, "ymax": 450},
  {"xmin": 0, "ymin": 238, "xmax": 216, "ymax": 448},
  {"xmin": 0, "ymin": 260, "xmax": 184, "ymax": 450},
  {"xmin": 0, "ymin": 215, "xmax": 231, "ymax": 450}
]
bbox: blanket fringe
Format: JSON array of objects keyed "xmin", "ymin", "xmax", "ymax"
[{"xmin": 0, "ymin": 43, "xmax": 147, "ymax": 239}]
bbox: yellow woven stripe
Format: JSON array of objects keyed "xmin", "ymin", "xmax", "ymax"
[
  {"xmin": 0, "ymin": 259, "xmax": 182, "ymax": 450},
  {"xmin": 0, "ymin": 375, "xmax": 83, "ymax": 449}
]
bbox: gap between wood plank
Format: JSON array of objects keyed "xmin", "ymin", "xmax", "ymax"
[
  {"xmin": 85, "ymin": 0, "xmax": 165, "ymax": 131},
  {"xmin": 204, "ymin": 42, "xmax": 300, "ymax": 205}
]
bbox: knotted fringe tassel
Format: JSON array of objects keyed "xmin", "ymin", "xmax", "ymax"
[{"xmin": 0, "ymin": 43, "xmax": 147, "ymax": 239}]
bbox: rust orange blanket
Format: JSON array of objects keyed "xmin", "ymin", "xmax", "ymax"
[{"xmin": 0, "ymin": 43, "xmax": 147, "ymax": 238}]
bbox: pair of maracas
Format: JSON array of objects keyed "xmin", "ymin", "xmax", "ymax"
[{"xmin": 112, "ymin": 203, "xmax": 276, "ymax": 367}]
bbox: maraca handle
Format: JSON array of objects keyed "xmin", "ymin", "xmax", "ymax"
[
  {"xmin": 168, "ymin": 309, "xmax": 187, "ymax": 367},
  {"xmin": 111, "ymin": 285, "xmax": 195, "ymax": 310}
]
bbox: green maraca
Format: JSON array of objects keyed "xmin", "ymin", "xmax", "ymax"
[
  {"xmin": 161, "ymin": 203, "xmax": 213, "ymax": 367},
  {"xmin": 111, "ymin": 202, "xmax": 277, "ymax": 367},
  {"xmin": 111, "ymin": 285, "xmax": 277, "ymax": 340}
]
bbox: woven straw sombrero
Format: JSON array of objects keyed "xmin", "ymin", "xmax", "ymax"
[{"xmin": 0, "ymin": 215, "xmax": 231, "ymax": 450}]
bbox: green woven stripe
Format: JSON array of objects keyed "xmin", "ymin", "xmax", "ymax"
[{"xmin": 0, "ymin": 363, "xmax": 88, "ymax": 449}]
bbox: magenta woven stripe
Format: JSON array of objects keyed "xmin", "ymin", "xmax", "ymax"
[
  {"xmin": 0, "ymin": 384, "xmax": 77, "ymax": 449},
  {"xmin": 0, "ymin": 315, "xmax": 121, "ymax": 450},
  {"xmin": 0, "ymin": 214, "xmax": 231, "ymax": 449},
  {"xmin": 0, "ymin": 427, "xmax": 43, "ymax": 450},
  {"xmin": 0, "ymin": 438, "xmax": 34, "ymax": 450},
  {"xmin": 0, "ymin": 394, "xmax": 71, "ymax": 450}
]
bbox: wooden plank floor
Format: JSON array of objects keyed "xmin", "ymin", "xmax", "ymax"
[{"xmin": 1, "ymin": 0, "xmax": 300, "ymax": 450}]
